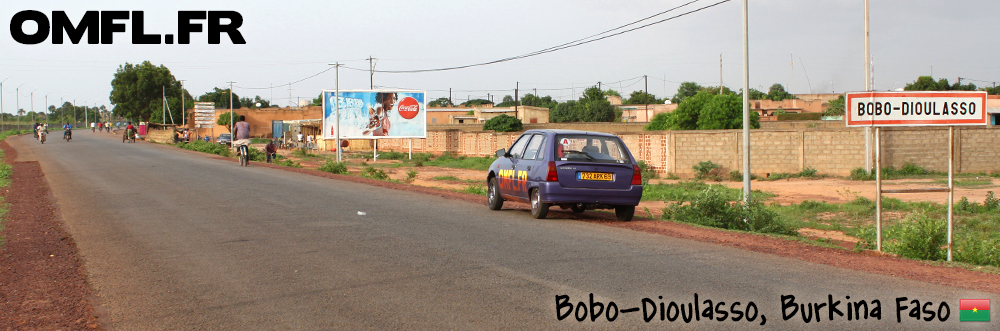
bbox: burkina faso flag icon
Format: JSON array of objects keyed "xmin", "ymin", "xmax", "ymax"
[{"xmin": 960, "ymin": 299, "xmax": 990, "ymax": 322}]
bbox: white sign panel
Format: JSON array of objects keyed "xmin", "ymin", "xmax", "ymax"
[{"xmin": 845, "ymin": 91, "xmax": 988, "ymax": 127}]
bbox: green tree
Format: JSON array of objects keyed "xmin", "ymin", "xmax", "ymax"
[
  {"xmin": 217, "ymin": 112, "xmax": 243, "ymax": 130},
  {"xmin": 671, "ymin": 82, "xmax": 703, "ymax": 104},
  {"xmin": 983, "ymin": 86, "xmax": 1000, "ymax": 95},
  {"xmin": 645, "ymin": 112, "xmax": 670, "ymax": 131},
  {"xmin": 198, "ymin": 87, "xmax": 242, "ymax": 109},
  {"xmin": 495, "ymin": 95, "xmax": 516, "ymax": 107},
  {"xmin": 109, "ymin": 61, "xmax": 184, "ymax": 124},
  {"xmin": 462, "ymin": 99, "xmax": 494, "ymax": 107},
  {"xmin": 624, "ymin": 90, "xmax": 659, "ymax": 105},
  {"xmin": 824, "ymin": 95, "xmax": 845, "ymax": 116},
  {"xmin": 482, "ymin": 114, "xmax": 523, "ymax": 132},
  {"xmin": 766, "ymin": 84, "xmax": 796, "ymax": 101},
  {"xmin": 904, "ymin": 76, "xmax": 977, "ymax": 91},
  {"xmin": 665, "ymin": 91, "xmax": 714, "ymax": 130},
  {"xmin": 428, "ymin": 97, "xmax": 454, "ymax": 107},
  {"xmin": 549, "ymin": 100, "xmax": 579, "ymax": 122},
  {"xmin": 747, "ymin": 88, "xmax": 767, "ymax": 100},
  {"xmin": 548, "ymin": 87, "xmax": 617, "ymax": 122},
  {"xmin": 697, "ymin": 93, "xmax": 758, "ymax": 130},
  {"xmin": 310, "ymin": 93, "xmax": 323, "ymax": 106},
  {"xmin": 519, "ymin": 94, "xmax": 558, "ymax": 109},
  {"xmin": 604, "ymin": 89, "xmax": 622, "ymax": 97}
]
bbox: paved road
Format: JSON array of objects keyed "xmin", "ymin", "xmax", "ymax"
[{"xmin": 10, "ymin": 131, "xmax": 998, "ymax": 330}]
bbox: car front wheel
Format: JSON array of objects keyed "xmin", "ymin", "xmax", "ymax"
[
  {"xmin": 615, "ymin": 206, "xmax": 635, "ymax": 222},
  {"xmin": 530, "ymin": 189, "xmax": 549, "ymax": 219},
  {"xmin": 487, "ymin": 178, "xmax": 503, "ymax": 210}
]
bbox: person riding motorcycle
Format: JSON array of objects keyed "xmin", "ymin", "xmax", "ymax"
[{"xmin": 63, "ymin": 123, "xmax": 72, "ymax": 141}]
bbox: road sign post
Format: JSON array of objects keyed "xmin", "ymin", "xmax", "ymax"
[{"xmin": 846, "ymin": 91, "xmax": 988, "ymax": 260}]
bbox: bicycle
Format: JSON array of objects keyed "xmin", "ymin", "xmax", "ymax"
[{"xmin": 236, "ymin": 143, "xmax": 249, "ymax": 167}]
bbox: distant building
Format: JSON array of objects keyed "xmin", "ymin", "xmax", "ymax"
[{"xmin": 427, "ymin": 105, "xmax": 550, "ymax": 124}]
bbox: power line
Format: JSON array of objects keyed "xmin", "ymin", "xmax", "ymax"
[{"xmin": 343, "ymin": 0, "xmax": 729, "ymax": 73}]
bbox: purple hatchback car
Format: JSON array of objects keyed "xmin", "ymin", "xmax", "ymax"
[{"xmin": 486, "ymin": 129, "xmax": 643, "ymax": 221}]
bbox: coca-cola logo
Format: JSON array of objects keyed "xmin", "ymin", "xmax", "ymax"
[{"xmin": 397, "ymin": 96, "xmax": 420, "ymax": 120}]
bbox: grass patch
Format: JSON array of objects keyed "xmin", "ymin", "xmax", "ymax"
[
  {"xmin": 932, "ymin": 178, "xmax": 994, "ymax": 187},
  {"xmin": 850, "ymin": 163, "xmax": 942, "ymax": 181},
  {"xmin": 642, "ymin": 180, "xmax": 775, "ymax": 202},
  {"xmin": 250, "ymin": 137, "xmax": 271, "ymax": 144},
  {"xmin": 291, "ymin": 148, "xmax": 319, "ymax": 158},
  {"xmin": 0, "ymin": 130, "xmax": 28, "ymax": 247},
  {"xmin": 318, "ymin": 159, "xmax": 349, "ymax": 174},
  {"xmin": 458, "ymin": 183, "xmax": 488, "ymax": 195},
  {"xmin": 176, "ymin": 140, "xmax": 231, "ymax": 157},
  {"xmin": 424, "ymin": 152, "xmax": 495, "ymax": 171},
  {"xmin": 433, "ymin": 176, "xmax": 460, "ymax": 181}
]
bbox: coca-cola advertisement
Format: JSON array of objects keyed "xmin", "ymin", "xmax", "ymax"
[{"xmin": 322, "ymin": 90, "xmax": 426, "ymax": 139}]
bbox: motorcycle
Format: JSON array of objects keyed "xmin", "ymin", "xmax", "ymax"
[
  {"xmin": 39, "ymin": 131, "xmax": 47, "ymax": 144},
  {"xmin": 64, "ymin": 129, "xmax": 72, "ymax": 141}
]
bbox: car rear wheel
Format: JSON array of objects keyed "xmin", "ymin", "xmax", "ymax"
[
  {"xmin": 615, "ymin": 206, "xmax": 635, "ymax": 222},
  {"xmin": 530, "ymin": 189, "xmax": 549, "ymax": 219},
  {"xmin": 570, "ymin": 203, "xmax": 586, "ymax": 213},
  {"xmin": 487, "ymin": 178, "xmax": 503, "ymax": 210}
]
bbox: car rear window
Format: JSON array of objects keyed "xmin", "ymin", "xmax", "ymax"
[{"xmin": 554, "ymin": 134, "xmax": 630, "ymax": 164}]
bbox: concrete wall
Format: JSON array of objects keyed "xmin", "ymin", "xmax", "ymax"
[{"xmin": 357, "ymin": 125, "xmax": 1000, "ymax": 177}]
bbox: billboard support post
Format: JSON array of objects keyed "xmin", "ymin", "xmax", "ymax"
[
  {"xmin": 848, "ymin": 92, "xmax": 982, "ymax": 258},
  {"xmin": 875, "ymin": 127, "xmax": 881, "ymax": 251},
  {"xmin": 947, "ymin": 126, "xmax": 954, "ymax": 261},
  {"xmin": 408, "ymin": 139, "xmax": 412, "ymax": 160},
  {"xmin": 334, "ymin": 63, "xmax": 342, "ymax": 163},
  {"xmin": 374, "ymin": 139, "xmax": 378, "ymax": 162}
]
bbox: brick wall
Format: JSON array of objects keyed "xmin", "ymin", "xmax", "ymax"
[{"xmin": 326, "ymin": 125, "xmax": 1000, "ymax": 177}]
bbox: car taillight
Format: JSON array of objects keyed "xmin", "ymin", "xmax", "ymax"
[
  {"xmin": 631, "ymin": 164, "xmax": 642, "ymax": 185},
  {"xmin": 546, "ymin": 161, "xmax": 558, "ymax": 182}
]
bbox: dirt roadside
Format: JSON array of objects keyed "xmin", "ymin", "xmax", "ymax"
[
  {"xmin": 2, "ymin": 139, "xmax": 999, "ymax": 330},
  {"xmin": 0, "ymin": 139, "xmax": 104, "ymax": 330}
]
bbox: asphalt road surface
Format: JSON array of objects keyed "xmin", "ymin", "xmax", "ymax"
[{"xmin": 11, "ymin": 131, "xmax": 998, "ymax": 330}]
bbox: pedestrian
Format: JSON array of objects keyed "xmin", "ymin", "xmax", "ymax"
[
  {"xmin": 306, "ymin": 134, "xmax": 313, "ymax": 150},
  {"xmin": 91, "ymin": 122, "xmax": 96, "ymax": 132},
  {"xmin": 297, "ymin": 132, "xmax": 304, "ymax": 148}
]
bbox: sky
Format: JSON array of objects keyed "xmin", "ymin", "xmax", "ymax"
[{"xmin": 1, "ymin": 0, "xmax": 997, "ymax": 114}]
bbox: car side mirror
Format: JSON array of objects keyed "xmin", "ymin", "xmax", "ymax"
[{"xmin": 495, "ymin": 148, "xmax": 508, "ymax": 158}]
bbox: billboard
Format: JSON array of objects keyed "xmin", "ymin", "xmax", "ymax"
[
  {"xmin": 845, "ymin": 91, "xmax": 988, "ymax": 127},
  {"xmin": 322, "ymin": 90, "xmax": 427, "ymax": 139}
]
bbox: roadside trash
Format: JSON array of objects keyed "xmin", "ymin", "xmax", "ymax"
[{"xmin": 357, "ymin": 211, "xmax": 366, "ymax": 216}]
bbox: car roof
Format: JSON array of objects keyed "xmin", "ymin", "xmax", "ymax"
[{"xmin": 520, "ymin": 129, "xmax": 619, "ymax": 138}]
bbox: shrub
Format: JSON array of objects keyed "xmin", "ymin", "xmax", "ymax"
[
  {"xmin": 245, "ymin": 146, "xmax": 266, "ymax": 162},
  {"xmin": 275, "ymin": 158, "xmax": 302, "ymax": 168},
  {"xmin": 318, "ymin": 160, "xmax": 348, "ymax": 174},
  {"xmin": 894, "ymin": 213, "xmax": 947, "ymax": 261},
  {"xmin": 405, "ymin": 170, "xmax": 418, "ymax": 182},
  {"xmin": 177, "ymin": 140, "xmax": 231, "ymax": 157},
  {"xmin": 459, "ymin": 184, "xmax": 488, "ymax": 195},
  {"xmin": 850, "ymin": 167, "xmax": 874, "ymax": 181},
  {"xmin": 292, "ymin": 148, "xmax": 318, "ymax": 158},
  {"xmin": 378, "ymin": 150, "xmax": 409, "ymax": 160},
  {"xmin": 954, "ymin": 232, "xmax": 1000, "ymax": 267},
  {"xmin": 250, "ymin": 137, "xmax": 271, "ymax": 144},
  {"xmin": 798, "ymin": 166, "xmax": 818, "ymax": 178},
  {"xmin": 637, "ymin": 160, "xmax": 658, "ymax": 185},
  {"xmin": 663, "ymin": 185, "xmax": 797, "ymax": 235},
  {"xmin": 361, "ymin": 167, "xmax": 389, "ymax": 180},
  {"xmin": 482, "ymin": 114, "xmax": 523, "ymax": 132},
  {"xmin": 984, "ymin": 191, "xmax": 999, "ymax": 212},
  {"xmin": 692, "ymin": 160, "xmax": 722, "ymax": 180}
]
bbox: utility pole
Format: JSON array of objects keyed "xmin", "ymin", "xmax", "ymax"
[
  {"xmin": 449, "ymin": 88, "xmax": 452, "ymax": 106},
  {"xmin": 0, "ymin": 76, "xmax": 9, "ymax": 132},
  {"xmin": 644, "ymin": 75, "xmax": 649, "ymax": 121},
  {"xmin": 864, "ymin": 0, "xmax": 872, "ymax": 175},
  {"xmin": 44, "ymin": 92, "xmax": 51, "ymax": 125},
  {"xmin": 228, "ymin": 81, "xmax": 236, "ymax": 137},
  {"xmin": 741, "ymin": 0, "xmax": 750, "ymax": 206},
  {"xmin": 30, "ymin": 88, "xmax": 37, "ymax": 125},
  {"xmin": 15, "ymin": 83, "xmax": 25, "ymax": 130},
  {"xmin": 162, "ymin": 86, "xmax": 166, "ymax": 124},
  {"xmin": 720, "ymin": 53, "xmax": 724, "ymax": 94},
  {"xmin": 367, "ymin": 56, "xmax": 377, "ymax": 89},
  {"xmin": 180, "ymin": 80, "xmax": 186, "ymax": 127},
  {"xmin": 514, "ymin": 82, "xmax": 519, "ymax": 115},
  {"xmin": 790, "ymin": 53, "xmax": 794, "ymax": 95},
  {"xmin": 287, "ymin": 83, "xmax": 293, "ymax": 108},
  {"xmin": 333, "ymin": 63, "xmax": 342, "ymax": 162}
]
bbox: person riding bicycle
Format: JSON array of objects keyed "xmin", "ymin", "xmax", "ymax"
[
  {"xmin": 233, "ymin": 115, "xmax": 251, "ymax": 164},
  {"xmin": 265, "ymin": 139, "xmax": 277, "ymax": 163}
]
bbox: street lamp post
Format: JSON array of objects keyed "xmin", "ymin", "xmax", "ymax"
[
  {"xmin": 29, "ymin": 88, "xmax": 38, "ymax": 126},
  {"xmin": 0, "ymin": 76, "xmax": 9, "ymax": 132},
  {"xmin": 15, "ymin": 83, "xmax": 26, "ymax": 131},
  {"xmin": 45, "ymin": 92, "xmax": 51, "ymax": 125}
]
